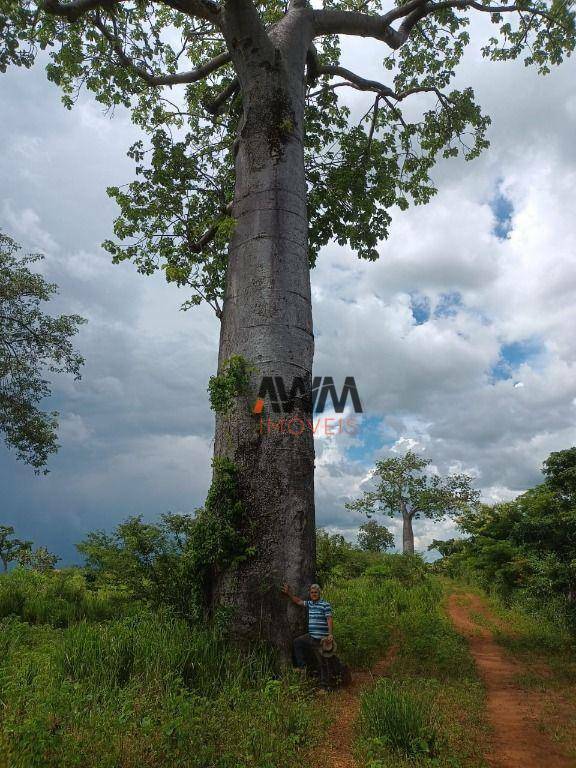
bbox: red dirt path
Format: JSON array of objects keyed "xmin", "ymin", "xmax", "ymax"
[
  {"xmin": 447, "ymin": 592, "xmax": 574, "ymax": 768},
  {"xmin": 310, "ymin": 645, "xmax": 398, "ymax": 768}
]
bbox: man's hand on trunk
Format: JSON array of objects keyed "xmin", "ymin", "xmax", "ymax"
[{"xmin": 281, "ymin": 583, "xmax": 304, "ymax": 606}]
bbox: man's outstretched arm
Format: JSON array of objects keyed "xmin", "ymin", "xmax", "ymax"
[
  {"xmin": 281, "ymin": 583, "xmax": 305, "ymax": 606},
  {"xmin": 327, "ymin": 614, "xmax": 334, "ymax": 639}
]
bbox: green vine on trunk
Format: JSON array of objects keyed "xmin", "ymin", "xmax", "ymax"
[
  {"xmin": 208, "ymin": 355, "xmax": 254, "ymax": 414},
  {"xmin": 190, "ymin": 457, "xmax": 255, "ymax": 607}
]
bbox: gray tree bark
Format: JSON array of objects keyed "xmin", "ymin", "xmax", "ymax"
[
  {"xmin": 211, "ymin": 5, "xmax": 317, "ymax": 657},
  {"xmin": 402, "ymin": 513, "xmax": 415, "ymax": 555}
]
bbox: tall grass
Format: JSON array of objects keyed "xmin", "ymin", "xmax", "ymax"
[
  {"xmin": 347, "ymin": 566, "xmax": 489, "ymax": 768},
  {"xmin": 0, "ymin": 593, "xmax": 318, "ymax": 768},
  {"xmin": 0, "ymin": 556, "xmax": 489, "ymax": 768},
  {"xmin": 54, "ymin": 610, "xmax": 277, "ymax": 694},
  {"xmin": 0, "ymin": 568, "xmax": 128, "ymax": 627},
  {"xmin": 359, "ymin": 679, "xmax": 439, "ymax": 758}
]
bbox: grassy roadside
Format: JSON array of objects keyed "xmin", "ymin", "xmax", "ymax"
[
  {"xmin": 356, "ymin": 584, "xmax": 490, "ymax": 767},
  {"xmin": 325, "ymin": 572, "xmax": 491, "ymax": 768},
  {"xmin": 0, "ymin": 563, "xmax": 503, "ymax": 768},
  {"xmin": 0, "ymin": 570, "xmax": 322, "ymax": 768}
]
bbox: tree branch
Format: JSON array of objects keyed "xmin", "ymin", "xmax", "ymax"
[
  {"xmin": 187, "ymin": 202, "xmax": 232, "ymax": 253},
  {"xmin": 312, "ymin": 9, "xmax": 402, "ymax": 49},
  {"xmin": 161, "ymin": 0, "xmax": 221, "ymax": 24},
  {"xmin": 204, "ymin": 78, "xmax": 239, "ymax": 114},
  {"xmin": 43, "ymin": 0, "xmax": 222, "ymax": 24},
  {"xmin": 316, "ymin": 65, "xmax": 450, "ymax": 104},
  {"xmin": 316, "ymin": 65, "xmax": 396, "ymax": 98},
  {"xmin": 92, "ymin": 15, "xmax": 230, "ymax": 86},
  {"xmin": 313, "ymin": 0, "xmax": 568, "ymax": 49},
  {"xmin": 43, "ymin": 0, "xmax": 117, "ymax": 23}
]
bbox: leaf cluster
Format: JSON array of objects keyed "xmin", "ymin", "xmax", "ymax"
[{"xmin": 0, "ymin": 232, "xmax": 86, "ymax": 471}]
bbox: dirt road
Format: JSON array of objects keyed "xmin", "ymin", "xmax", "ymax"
[
  {"xmin": 447, "ymin": 592, "xmax": 574, "ymax": 768},
  {"xmin": 310, "ymin": 646, "xmax": 398, "ymax": 768}
]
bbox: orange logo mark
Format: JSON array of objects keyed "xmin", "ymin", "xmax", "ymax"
[{"xmin": 252, "ymin": 398, "xmax": 265, "ymax": 414}]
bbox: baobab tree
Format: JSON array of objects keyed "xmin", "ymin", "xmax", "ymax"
[
  {"xmin": 1, "ymin": 0, "xmax": 573, "ymax": 652},
  {"xmin": 346, "ymin": 451, "xmax": 479, "ymax": 553}
]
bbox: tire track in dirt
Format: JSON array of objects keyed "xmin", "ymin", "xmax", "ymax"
[
  {"xmin": 447, "ymin": 592, "xmax": 574, "ymax": 768},
  {"xmin": 310, "ymin": 645, "xmax": 398, "ymax": 768}
]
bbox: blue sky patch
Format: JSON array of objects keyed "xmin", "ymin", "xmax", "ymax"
[
  {"xmin": 410, "ymin": 293, "xmax": 431, "ymax": 325},
  {"xmin": 435, "ymin": 291, "xmax": 463, "ymax": 318},
  {"xmin": 491, "ymin": 186, "xmax": 514, "ymax": 240},
  {"xmin": 346, "ymin": 415, "xmax": 392, "ymax": 463},
  {"xmin": 490, "ymin": 337, "xmax": 544, "ymax": 381}
]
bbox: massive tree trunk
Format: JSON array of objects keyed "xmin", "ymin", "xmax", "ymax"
[
  {"xmin": 211, "ymin": 8, "xmax": 316, "ymax": 657},
  {"xmin": 402, "ymin": 513, "xmax": 415, "ymax": 555}
]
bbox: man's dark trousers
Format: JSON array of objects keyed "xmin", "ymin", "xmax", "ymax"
[{"xmin": 294, "ymin": 632, "xmax": 326, "ymax": 686}]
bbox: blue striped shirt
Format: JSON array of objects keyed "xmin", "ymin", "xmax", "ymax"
[{"xmin": 304, "ymin": 598, "xmax": 332, "ymax": 638}]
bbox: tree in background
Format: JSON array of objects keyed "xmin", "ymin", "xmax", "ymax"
[
  {"xmin": 433, "ymin": 448, "xmax": 576, "ymax": 616},
  {"xmin": 78, "ymin": 513, "xmax": 200, "ymax": 617},
  {"xmin": 2, "ymin": 0, "xmax": 574, "ymax": 649},
  {"xmin": 0, "ymin": 525, "xmax": 31, "ymax": 572},
  {"xmin": 0, "ymin": 233, "xmax": 86, "ymax": 472},
  {"xmin": 347, "ymin": 451, "xmax": 479, "ymax": 554},
  {"xmin": 17, "ymin": 544, "xmax": 61, "ymax": 572},
  {"xmin": 357, "ymin": 520, "xmax": 395, "ymax": 553},
  {"xmin": 543, "ymin": 447, "xmax": 576, "ymax": 504}
]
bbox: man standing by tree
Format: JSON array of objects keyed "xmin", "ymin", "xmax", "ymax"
[
  {"xmin": 347, "ymin": 451, "xmax": 479, "ymax": 554},
  {"xmin": 281, "ymin": 582, "xmax": 334, "ymax": 684},
  {"xmin": 2, "ymin": 0, "xmax": 574, "ymax": 652}
]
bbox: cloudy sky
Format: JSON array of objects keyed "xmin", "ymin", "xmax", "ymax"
[{"xmin": 1, "ymin": 12, "xmax": 575, "ymax": 563}]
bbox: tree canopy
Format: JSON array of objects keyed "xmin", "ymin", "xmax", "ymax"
[
  {"xmin": 431, "ymin": 447, "xmax": 576, "ymax": 628},
  {"xmin": 357, "ymin": 519, "xmax": 395, "ymax": 552},
  {"xmin": 0, "ymin": 233, "xmax": 86, "ymax": 471},
  {"xmin": 0, "ymin": 525, "xmax": 31, "ymax": 572},
  {"xmin": 346, "ymin": 450, "xmax": 479, "ymax": 552},
  {"xmin": 2, "ymin": 0, "xmax": 573, "ymax": 312}
]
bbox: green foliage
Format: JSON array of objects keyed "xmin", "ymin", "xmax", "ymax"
[
  {"xmin": 2, "ymin": 1, "xmax": 572, "ymax": 302},
  {"xmin": 17, "ymin": 544, "xmax": 60, "ymax": 572},
  {"xmin": 189, "ymin": 456, "xmax": 254, "ymax": 604},
  {"xmin": 0, "ymin": 525, "xmax": 31, "ymax": 571},
  {"xmin": 78, "ymin": 512, "xmax": 201, "ymax": 618},
  {"xmin": 359, "ymin": 679, "xmax": 440, "ymax": 759},
  {"xmin": 432, "ymin": 447, "xmax": 576, "ymax": 632},
  {"xmin": 0, "ymin": 232, "xmax": 86, "ymax": 471},
  {"xmin": 77, "ymin": 458, "xmax": 252, "ymax": 617},
  {"xmin": 543, "ymin": 447, "xmax": 576, "ymax": 503},
  {"xmin": 0, "ymin": 568, "xmax": 128, "ymax": 627},
  {"xmin": 208, "ymin": 355, "xmax": 254, "ymax": 415},
  {"xmin": 364, "ymin": 553, "xmax": 428, "ymax": 586},
  {"xmin": 358, "ymin": 520, "xmax": 395, "ymax": 553},
  {"xmin": 315, "ymin": 528, "xmax": 385, "ymax": 585}
]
